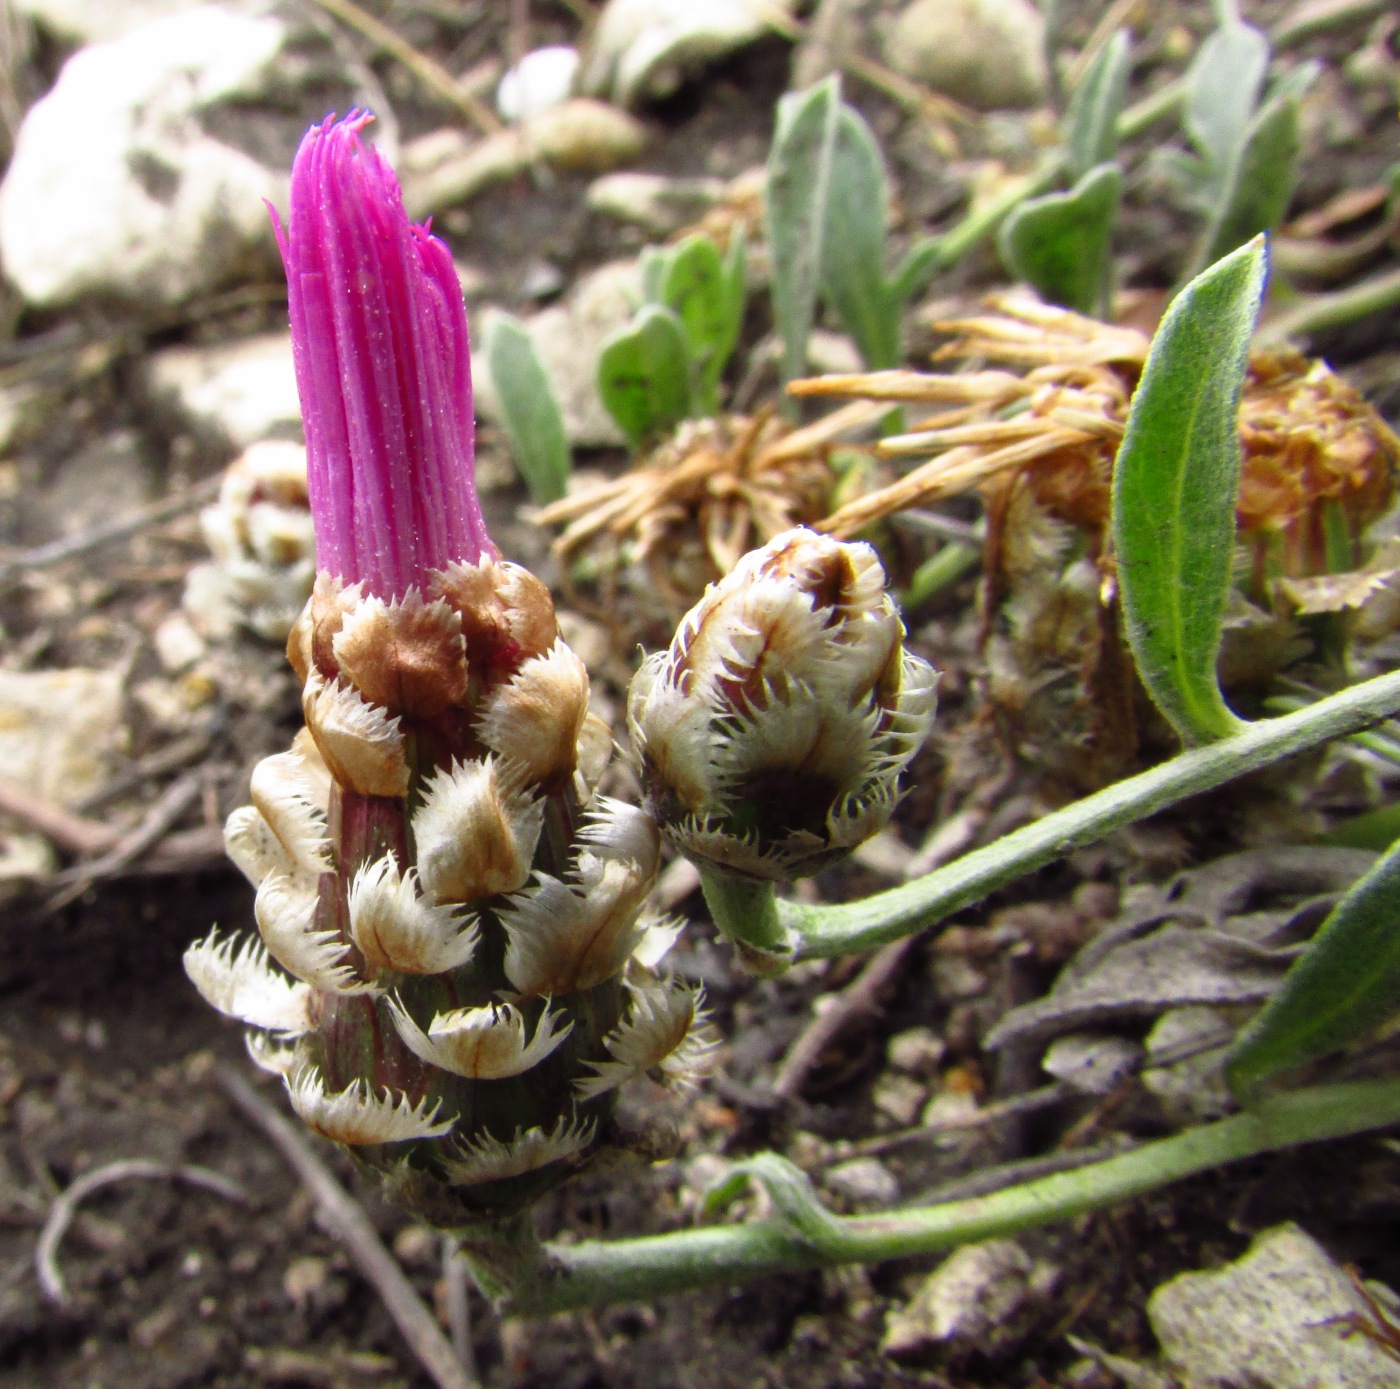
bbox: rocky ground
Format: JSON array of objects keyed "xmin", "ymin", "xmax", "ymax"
[{"xmin": 0, "ymin": 1, "xmax": 1399, "ymax": 1387}]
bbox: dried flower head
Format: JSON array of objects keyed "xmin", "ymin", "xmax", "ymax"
[
  {"xmin": 791, "ymin": 294, "xmax": 1399, "ymax": 784},
  {"xmin": 628, "ymin": 527, "xmax": 938, "ymax": 881},
  {"xmin": 534, "ymin": 408, "xmax": 885, "ymax": 622}
]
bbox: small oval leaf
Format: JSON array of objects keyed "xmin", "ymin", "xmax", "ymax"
[
  {"xmin": 1228, "ymin": 839, "xmax": 1400, "ymax": 1099},
  {"xmin": 998, "ymin": 163, "xmax": 1122, "ymax": 317},
  {"xmin": 820, "ymin": 103, "xmax": 899, "ymax": 370},
  {"xmin": 597, "ymin": 304, "xmax": 691, "ymax": 447},
  {"xmin": 1064, "ymin": 29, "xmax": 1132, "ymax": 182},
  {"xmin": 1111, "ymin": 237, "xmax": 1267, "ymax": 745}
]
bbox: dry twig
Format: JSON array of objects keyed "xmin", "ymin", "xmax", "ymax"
[
  {"xmin": 0, "ymin": 475, "xmax": 222, "ymax": 586},
  {"xmin": 36, "ymin": 1158, "xmax": 247, "ymax": 1306},
  {"xmin": 47, "ymin": 771, "xmax": 206, "ymax": 911},
  {"xmin": 215, "ymin": 1065, "xmax": 478, "ymax": 1389},
  {"xmin": 306, "ymin": 0, "xmax": 502, "ymax": 135}
]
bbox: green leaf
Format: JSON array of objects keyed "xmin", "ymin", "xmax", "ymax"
[
  {"xmin": 890, "ymin": 236, "xmax": 941, "ymax": 306},
  {"xmin": 767, "ymin": 77, "xmax": 842, "ymax": 391},
  {"xmin": 1228, "ymin": 839, "xmax": 1400, "ymax": 1099},
  {"xmin": 998, "ymin": 163, "xmax": 1122, "ymax": 317},
  {"xmin": 1111, "ymin": 236, "xmax": 1267, "ymax": 746},
  {"xmin": 1064, "ymin": 30, "xmax": 1132, "ymax": 182},
  {"xmin": 1193, "ymin": 67, "xmax": 1311, "ymax": 271},
  {"xmin": 819, "ymin": 101, "xmax": 899, "ymax": 370},
  {"xmin": 481, "ymin": 311, "xmax": 571, "ymax": 506},
  {"xmin": 597, "ymin": 304, "xmax": 691, "ymax": 447},
  {"xmin": 1184, "ymin": 21, "xmax": 1269, "ymax": 196},
  {"xmin": 702, "ymin": 1154, "xmax": 845, "ymax": 1251},
  {"xmin": 639, "ymin": 245, "xmax": 668, "ymax": 305},
  {"xmin": 660, "ymin": 232, "xmax": 744, "ymax": 415}
]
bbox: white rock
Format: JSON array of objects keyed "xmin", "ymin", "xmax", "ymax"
[
  {"xmin": 883, "ymin": 1239, "xmax": 1061, "ymax": 1365},
  {"xmin": 146, "ymin": 331, "xmax": 301, "ymax": 450},
  {"xmin": 15, "ymin": 0, "xmax": 206, "ymax": 45},
  {"xmin": 824, "ymin": 1156, "xmax": 899, "ymax": 1207},
  {"xmin": 497, "ymin": 46, "xmax": 580, "ymax": 123},
  {"xmin": 886, "ymin": 1026, "xmax": 946, "ymax": 1076},
  {"xmin": 1149, "ymin": 1224, "xmax": 1400, "ymax": 1389},
  {"xmin": 883, "ymin": 0, "xmax": 1048, "ymax": 111},
  {"xmin": 0, "ymin": 830, "xmax": 58, "ymax": 890},
  {"xmin": 403, "ymin": 100, "xmax": 646, "ymax": 219},
  {"xmin": 586, "ymin": 171, "xmax": 726, "ymax": 237},
  {"xmin": 154, "ymin": 612, "xmax": 207, "ymax": 673},
  {"xmin": 0, "ymin": 6, "xmax": 288, "ymax": 309},
  {"xmin": 580, "ymin": 0, "xmax": 795, "ymax": 108},
  {"xmin": 1141, "ymin": 1007, "xmax": 1234, "ymax": 1122},
  {"xmin": 0, "ymin": 667, "xmax": 126, "ymax": 806},
  {"xmin": 1042, "ymin": 1033, "xmax": 1141, "ymax": 1096},
  {"xmin": 475, "ymin": 260, "xmax": 643, "ymax": 449}
]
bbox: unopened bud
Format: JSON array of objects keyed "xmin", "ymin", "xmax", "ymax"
[{"xmin": 628, "ymin": 527, "xmax": 938, "ymax": 881}]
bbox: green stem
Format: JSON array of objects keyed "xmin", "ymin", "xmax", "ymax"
[
  {"xmin": 506, "ymin": 1077, "xmax": 1400, "ymax": 1313},
  {"xmin": 1116, "ymin": 75, "xmax": 1186, "ymax": 141},
  {"xmin": 1256, "ymin": 265, "xmax": 1400, "ymax": 348},
  {"xmin": 699, "ymin": 867, "xmax": 792, "ymax": 969},
  {"xmin": 922, "ymin": 77, "xmax": 1185, "ymax": 276},
  {"xmin": 929, "ymin": 150, "xmax": 1064, "ymax": 271},
  {"xmin": 783, "ymin": 669, "xmax": 1400, "ymax": 959}
]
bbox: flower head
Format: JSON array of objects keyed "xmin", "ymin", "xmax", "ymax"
[
  {"xmin": 628, "ymin": 528, "xmax": 938, "ymax": 880},
  {"xmin": 273, "ymin": 110, "xmax": 492, "ymax": 599}
]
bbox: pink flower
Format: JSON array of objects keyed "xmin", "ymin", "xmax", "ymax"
[{"xmin": 272, "ymin": 111, "xmax": 493, "ymax": 599}]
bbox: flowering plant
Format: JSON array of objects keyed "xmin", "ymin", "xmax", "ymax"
[{"xmin": 186, "ymin": 113, "xmax": 713, "ymax": 1226}]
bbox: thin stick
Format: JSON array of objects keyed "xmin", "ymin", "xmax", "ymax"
[
  {"xmin": 47, "ymin": 772, "xmax": 205, "ymax": 911},
  {"xmin": 0, "ymin": 475, "xmax": 221, "ymax": 585},
  {"xmin": 74, "ymin": 727, "xmax": 217, "ymax": 814},
  {"xmin": 306, "ymin": 0, "xmax": 502, "ymax": 135},
  {"xmin": 771, "ymin": 938, "xmax": 916, "ymax": 1100},
  {"xmin": 215, "ymin": 1066, "xmax": 477, "ymax": 1389},
  {"xmin": 0, "ymin": 777, "xmax": 115, "ymax": 856},
  {"xmin": 772, "ymin": 798, "xmax": 997, "ymax": 1099},
  {"xmin": 442, "ymin": 1237, "xmax": 477, "ymax": 1379},
  {"xmin": 37, "ymin": 1159, "xmax": 247, "ymax": 1305}
]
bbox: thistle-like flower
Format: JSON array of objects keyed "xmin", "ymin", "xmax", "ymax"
[
  {"xmin": 185, "ymin": 113, "xmax": 711, "ymax": 1224},
  {"xmin": 628, "ymin": 527, "xmax": 938, "ymax": 884}
]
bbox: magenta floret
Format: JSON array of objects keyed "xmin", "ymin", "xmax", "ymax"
[{"xmin": 273, "ymin": 111, "xmax": 493, "ymax": 598}]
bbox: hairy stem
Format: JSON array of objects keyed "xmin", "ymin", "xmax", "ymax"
[
  {"xmin": 781, "ymin": 670, "xmax": 1400, "ymax": 959},
  {"xmin": 504, "ymin": 1077, "xmax": 1400, "ymax": 1313},
  {"xmin": 699, "ymin": 867, "xmax": 792, "ymax": 968}
]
